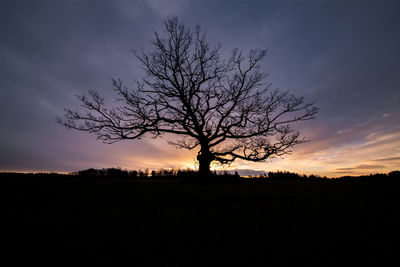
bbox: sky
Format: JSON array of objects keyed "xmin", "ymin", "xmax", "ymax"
[{"xmin": 1, "ymin": 0, "xmax": 399, "ymax": 177}]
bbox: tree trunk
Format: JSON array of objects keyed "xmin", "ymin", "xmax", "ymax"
[
  {"xmin": 198, "ymin": 158, "xmax": 212, "ymax": 176},
  {"xmin": 197, "ymin": 146, "xmax": 213, "ymax": 177}
]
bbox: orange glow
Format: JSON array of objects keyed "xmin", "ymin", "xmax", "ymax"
[{"xmin": 1, "ymin": 116, "xmax": 398, "ymax": 178}]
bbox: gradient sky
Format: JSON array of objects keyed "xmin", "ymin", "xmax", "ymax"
[{"xmin": 1, "ymin": 1, "xmax": 399, "ymax": 177}]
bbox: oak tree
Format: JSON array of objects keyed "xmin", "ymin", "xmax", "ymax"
[{"xmin": 59, "ymin": 18, "xmax": 318, "ymax": 176}]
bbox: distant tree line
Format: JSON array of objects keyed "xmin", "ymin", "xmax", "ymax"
[
  {"xmin": 1, "ymin": 169, "xmax": 399, "ymax": 182},
  {"xmin": 334, "ymin": 171, "xmax": 400, "ymax": 182},
  {"xmin": 249, "ymin": 171, "xmax": 328, "ymax": 181},
  {"xmin": 246, "ymin": 170, "xmax": 400, "ymax": 182},
  {"xmin": 72, "ymin": 167, "xmax": 240, "ymax": 182},
  {"xmin": 72, "ymin": 167, "xmax": 197, "ymax": 179},
  {"xmin": 66, "ymin": 168, "xmax": 400, "ymax": 182}
]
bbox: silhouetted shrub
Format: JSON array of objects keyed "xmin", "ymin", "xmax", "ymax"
[
  {"xmin": 78, "ymin": 168, "xmax": 101, "ymax": 176},
  {"xmin": 105, "ymin": 168, "xmax": 128, "ymax": 178},
  {"xmin": 389, "ymin": 171, "xmax": 400, "ymax": 179},
  {"xmin": 129, "ymin": 170, "xmax": 138, "ymax": 177}
]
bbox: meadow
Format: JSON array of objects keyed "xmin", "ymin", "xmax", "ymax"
[{"xmin": 3, "ymin": 173, "xmax": 399, "ymax": 266}]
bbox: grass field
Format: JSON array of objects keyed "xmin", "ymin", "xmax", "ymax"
[{"xmin": 3, "ymin": 176, "xmax": 400, "ymax": 266}]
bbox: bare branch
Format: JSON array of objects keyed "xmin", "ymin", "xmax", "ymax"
[{"xmin": 59, "ymin": 17, "xmax": 318, "ymax": 174}]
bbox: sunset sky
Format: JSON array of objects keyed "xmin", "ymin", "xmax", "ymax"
[{"xmin": 1, "ymin": 1, "xmax": 399, "ymax": 177}]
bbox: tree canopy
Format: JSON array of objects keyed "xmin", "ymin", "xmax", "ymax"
[{"xmin": 59, "ymin": 17, "xmax": 318, "ymax": 175}]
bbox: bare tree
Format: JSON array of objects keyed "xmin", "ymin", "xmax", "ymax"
[{"xmin": 58, "ymin": 17, "xmax": 318, "ymax": 176}]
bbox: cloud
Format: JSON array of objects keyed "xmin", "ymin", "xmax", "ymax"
[
  {"xmin": 258, "ymin": 113, "xmax": 400, "ymax": 177},
  {"xmin": 333, "ymin": 171, "xmax": 356, "ymax": 174},
  {"xmin": 147, "ymin": 0, "xmax": 187, "ymax": 17},
  {"xmin": 373, "ymin": 157, "xmax": 400, "ymax": 162},
  {"xmin": 336, "ymin": 164, "xmax": 386, "ymax": 171}
]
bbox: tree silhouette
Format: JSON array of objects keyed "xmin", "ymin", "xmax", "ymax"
[{"xmin": 58, "ymin": 17, "xmax": 318, "ymax": 176}]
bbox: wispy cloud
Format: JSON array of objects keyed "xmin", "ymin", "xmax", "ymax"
[
  {"xmin": 373, "ymin": 157, "xmax": 400, "ymax": 162},
  {"xmin": 336, "ymin": 164, "xmax": 386, "ymax": 171},
  {"xmin": 147, "ymin": 0, "xmax": 187, "ymax": 17}
]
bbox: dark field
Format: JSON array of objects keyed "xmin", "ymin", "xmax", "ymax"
[{"xmin": 3, "ymin": 175, "xmax": 400, "ymax": 266}]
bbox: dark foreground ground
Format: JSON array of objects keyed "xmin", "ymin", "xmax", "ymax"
[{"xmin": 3, "ymin": 175, "xmax": 400, "ymax": 266}]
